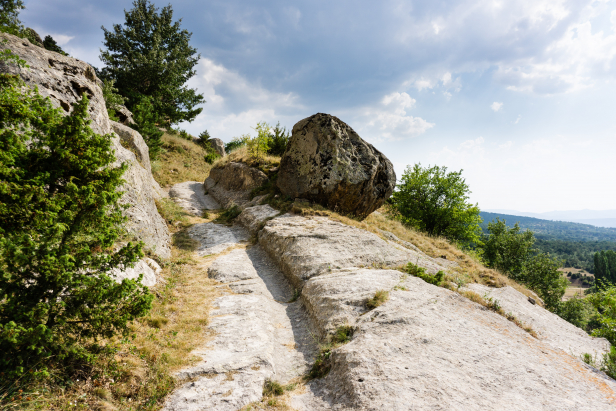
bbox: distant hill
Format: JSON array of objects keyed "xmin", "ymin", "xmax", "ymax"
[
  {"xmin": 485, "ymin": 209, "xmax": 616, "ymax": 228},
  {"xmin": 480, "ymin": 212, "xmax": 616, "ymax": 271},
  {"xmin": 479, "ymin": 212, "xmax": 616, "ymax": 242}
]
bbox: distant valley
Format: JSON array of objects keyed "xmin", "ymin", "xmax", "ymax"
[{"xmin": 480, "ymin": 211, "xmax": 616, "ymax": 272}]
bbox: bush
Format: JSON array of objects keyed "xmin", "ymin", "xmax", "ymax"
[
  {"xmin": 204, "ymin": 152, "xmax": 219, "ymax": 164},
  {"xmin": 0, "ymin": 65, "xmax": 152, "ymax": 380},
  {"xmin": 247, "ymin": 122, "xmax": 270, "ymax": 163},
  {"xmin": 519, "ymin": 253, "xmax": 568, "ymax": 311},
  {"xmin": 101, "ymin": 78, "xmax": 126, "ymax": 122},
  {"xmin": 555, "ymin": 297, "xmax": 598, "ymax": 331},
  {"xmin": 267, "ymin": 122, "xmax": 290, "ymax": 156},
  {"xmin": 129, "ymin": 95, "xmax": 163, "ymax": 160},
  {"xmin": 405, "ymin": 262, "xmax": 445, "ymax": 286},
  {"xmin": 366, "ymin": 290, "xmax": 389, "ymax": 309},
  {"xmin": 480, "ymin": 218, "xmax": 535, "ymax": 277},
  {"xmin": 225, "ymin": 135, "xmax": 250, "ymax": 153},
  {"xmin": 390, "ymin": 164, "xmax": 482, "ymax": 246}
]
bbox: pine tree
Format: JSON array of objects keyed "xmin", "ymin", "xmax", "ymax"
[
  {"xmin": 42, "ymin": 35, "xmax": 67, "ymax": 55},
  {"xmin": 99, "ymin": 0, "xmax": 204, "ymax": 126},
  {"xmin": 0, "ymin": 55, "xmax": 152, "ymax": 379}
]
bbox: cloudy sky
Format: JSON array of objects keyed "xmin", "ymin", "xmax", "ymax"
[{"xmin": 21, "ymin": 0, "xmax": 616, "ymax": 213}]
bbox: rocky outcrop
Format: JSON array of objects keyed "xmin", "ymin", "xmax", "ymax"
[
  {"xmin": 169, "ymin": 181, "xmax": 220, "ymax": 216},
  {"xmin": 208, "ymin": 138, "xmax": 226, "ymax": 157},
  {"xmin": 204, "ymin": 162, "xmax": 268, "ymax": 208},
  {"xmin": 259, "ymin": 214, "xmax": 446, "ymax": 290},
  {"xmin": 111, "ymin": 258, "xmax": 161, "ymax": 288},
  {"xmin": 465, "ymin": 283, "xmax": 610, "ymax": 359},
  {"xmin": 1, "ymin": 32, "xmax": 171, "ymax": 258},
  {"xmin": 277, "ymin": 113, "xmax": 396, "ymax": 218},
  {"xmin": 236, "ymin": 205, "xmax": 280, "ymax": 234}
]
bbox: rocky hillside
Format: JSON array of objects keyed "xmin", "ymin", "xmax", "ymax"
[{"xmin": 3, "ymin": 31, "xmax": 615, "ymax": 410}]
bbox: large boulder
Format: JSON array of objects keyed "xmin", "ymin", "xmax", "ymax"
[
  {"xmin": 204, "ymin": 162, "xmax": 268, "ymax": 208},
  {"xmin": 208, "ymin": 138, "xmax": 226, "ymax": 157},
  {"xmin": 277, "ymin": 113, "xmax": 396, "ymax": 218},
  {"xmin": 1, "ymin": 33, "xmax": 171, "ymax": 258}
]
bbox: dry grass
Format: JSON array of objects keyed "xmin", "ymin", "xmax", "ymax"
[
  {"xmin": 1, "ymin": 210, "xmax": 223, "ymax": 410},
  {"xmin": 239, "ymin": 379, "xmax": 302, "ymax": 411},
  {"xmin": 460, "ymin": 290, "xmax": 538, "ymax": 338},
  {"xmin": 212, "ymin": 146, "xmax": 281, "ymax": 173},
  {"xmin": 151, "ymin": 133, "xmax": 213, "ymax": 187},
  {"xmin": 366, "ymin": 290, "xmax": 390, "ymax": 309}
]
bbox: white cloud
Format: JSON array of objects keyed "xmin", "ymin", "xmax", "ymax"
[
  {"xmin": 180, "ymin": 58, "xmax": 303, "ymax": 140},
  {"xmin": 514, "ymin": 115, "xmax": 522, "ymax": 124},
  {"xmin": 442, "ymin": 72, "xmax": 452, "ymax": 86},
  {"xmin": 491, "ymin": 102, "xmax": 503, "ymax": 112},
  {"xmin": 443, "ymin": 91, "xmax": 452, "ymax": 100},
  {"xmin": 352, "ymin": 92, "xmax": 434, "ymax": 141}
]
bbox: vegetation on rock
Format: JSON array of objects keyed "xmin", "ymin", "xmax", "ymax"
[
  {"xmin": 0, "ymin": 60, "xmax": 151, "ymax": 380},
  {"xmin": 391, "ymin": 163, "xmax": 482, "ymax": 246}
]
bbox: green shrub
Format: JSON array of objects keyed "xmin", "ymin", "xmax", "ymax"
[
  {"xmin": 331, "ymin": 325, "xmax": 354, "ymax": 344},
  {"xmin": 217, "ymin": 204, "xmax": 242, "ymax": 223},
  {"xmin": 263, "ymin": 380, "xmax": 284, "ymax": 397},
  {"xmin": 204, "ymin": 152, "xmax": 219, "ymax": 164},
  {"xmin": 0, "ymin": 67, "xmax": 152, "ymax": 380},
  {"xmin": 225, "ymin": 135, "xmax": 250, "ymax": 153},
  {"xmin": 405, "ymin": 262, "xmax": 444, "ymax": 286},
  {"xmin": 101, "ymin": 78, "xmax": 126, "ymax": 122},
  {"xmin": 247, "ymin": 122, "xmax": 270, "ymax": 163},
  {"xmin": 555, "ymin": 297, "xmax": 597, "ymax": 331},
  {"xmin": 366, "ymin": 290, "xmax": 389, "ymax": 309},
  {"xmin": 267, "ymin": 122, "xmax": 290, "ymax": 156},
  {"xmin": 129, "ymin": 95, "xmax": 163, "ymax": 160},
  {"xmin": 42, "ymin": 35, "xmax": 67, "ymax": 55}
]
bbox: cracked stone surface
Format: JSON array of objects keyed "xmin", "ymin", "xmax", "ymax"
[
  {"xmin": 188, "ymin": 223, "xmax": 249, "ymax": 256},
  {"xmin": 169, "ymin": 181, "xmax": 220, "ymax": 216}
]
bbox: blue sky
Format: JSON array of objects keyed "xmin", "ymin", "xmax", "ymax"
[{"xmin": 21, "ymin": 0, "xmax": 616, "ymax": 212}]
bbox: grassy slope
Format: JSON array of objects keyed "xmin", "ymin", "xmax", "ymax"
[{"xmin": 151, "ymin": 133, "xmax": 212, "ymax": 188}]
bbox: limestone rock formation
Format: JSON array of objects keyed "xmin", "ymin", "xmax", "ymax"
[
  {"xmin": 208, "ymin": 138, "xmax": 226, "ymax": 157},
  {"xmin": 111, "ymin": 258, "xmax": 161, "ymax": 288},
  {"xmin": 259, "ymin": 214, "xmax": 445, "ymax": 289},
  {"xmin": 236, "ymin": 204, "xmax": 280, "ymax": 234},
  {"xmin": 204, "ymin": 162, "xmax": 268, "ymax": 208},
  {"xmin": 1, "ymin": 32, "xmax": 171, "ymax": 258},
  {"xmin": 169, "ymin": 181, "xmax": 220, "ymax": 216},
  {"xmin": 277, "ymin": 113, "xmax": 396, "ymax": 218}
]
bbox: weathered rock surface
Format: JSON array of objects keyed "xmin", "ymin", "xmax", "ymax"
[
  {"xmin": 164, "ymin": 226, "xmax": 316, "ymax": 411},
  {"xmin": 169, "ymin": 181, "xmax": 220, "ymax": 216},
  {"xmin": 208, "ymin": 138, "xmax": 226, "ymax": 157},
  {"xmin": 111, "ymin": 258, "xmax": 161, "ymax": 287},
  {"xmin": 302, "ymin": 268, "xmax": 402, "ymax": 334},
  {"xmin": 277, "ymin": 113, "xmax": 396, "ymax": 218},
  {"xmin": 237, "ymin": 205, "xmax": 280, "ymax": 234},
  {"xmin": 465, "ymin": 283, "xmax": 610, "ymax": 360},
  {"xmin": 188, "ymin": 223, "xmax": 249, "ymax": 256},
  {"xmin": 291, "ymin": 275, "xmax": 616, "ymax": 411},
  {"xmin": 115, "ymin": 104, "xmax": 136, "ymax": 126},
  {"xmin": 259, "ymin": 214, "xmax": 447, "ymax": 289},
  {"xmin": 204, "ymin": 162, "xmax": 268, "ymax": 208},
  {"xmin": 1, "ymin": 32, "xmax": 171, "ymax": 258}
]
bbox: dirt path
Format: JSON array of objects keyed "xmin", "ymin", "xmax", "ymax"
[{"xmin": 163, "ymin": 182, "xmax": 317, "ymax": 411}]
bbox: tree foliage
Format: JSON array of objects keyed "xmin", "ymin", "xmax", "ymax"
[
  {"xmin": 0, "ymin": 0, "xmax": 25, "ymax": 36},
  {"xmin": 247, "ymin": 122, "xmax": 271, "ymax": 163},
  {"xmin": 129, "ymin": 95, "xmax": 163, "ymax": 160},
  {"xmin": 519, "ymin": 254, "xmax": 568, "ymax": 311},
  {"xmin": 100, "ymin": 0, "xmax": 204, "ymax": 126},
  {"xmin": 594, "ymin": 250, "xmax": 616, "ymax": 285},
  {"xmin": 390, "ymin": 164, "xmax": 482, "ymax": 245},
  {"xmin": 267, "ymin": 122, "xmax": 290, "ymax": 156},
  {"xmin": 101, "ymin": 78, "xmax": 126, "ymax": 122},
  {"xmin": 42, "ymin": 35, "xmax": 67, "ymax": 56},
  {"xmin": 481, "ymin": 218, "xmax": 535, "ymax": 277},
  {"xmin": 0, "ymin": 58, "xmax": 152, "ymax": 379}
]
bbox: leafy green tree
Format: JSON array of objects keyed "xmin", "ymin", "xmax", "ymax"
[
  {"xmin": 225, "ymin": 135, "xmax": 250, "ymax": 153},
  {"xmin": 391, "ymin": 164, "xmax": 482, "ymax": 245},
  {"xmin": 0, "ymin": 58, "xmax": 152, "ymax": 379},
  {"xmin": 267, "ymin": 122, "xmax": 290, "ymax": 156},
  {"xmin": 0, "ymin": 0, "xmax": 24, "ymax": 36},
  {"xmin": 519, "ymin": 253, "xmax": 568, "ymax": 311},
  {"xmin": 481, "ymin": 218, "xmax": 536, "ymax": 277},
  {"xmin": 594, "ymin": 250, "xmax": 616, "ymax": 286},
  {"xmin": 42, "ymin": 35, "xmax": 67, "ymax": 55},
  {"xmin": 129, "ymin": 95, "xmax": 163, "ymax": 160},
  {"xmin": 100, "ymin": 0, "xmax": 204, "ymax": 126},
  {"xmin": 248, "ymin": 122, "xmax": 271, "ymax": 163}
]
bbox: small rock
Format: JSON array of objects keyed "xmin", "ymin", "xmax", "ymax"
[
  {"xmin": 208, "ymin": 138, "xmax": 226, "ymax": 157},
  {"xmin": 528, "ymin": 296, "xmax": 536, "ymax": 305}
]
